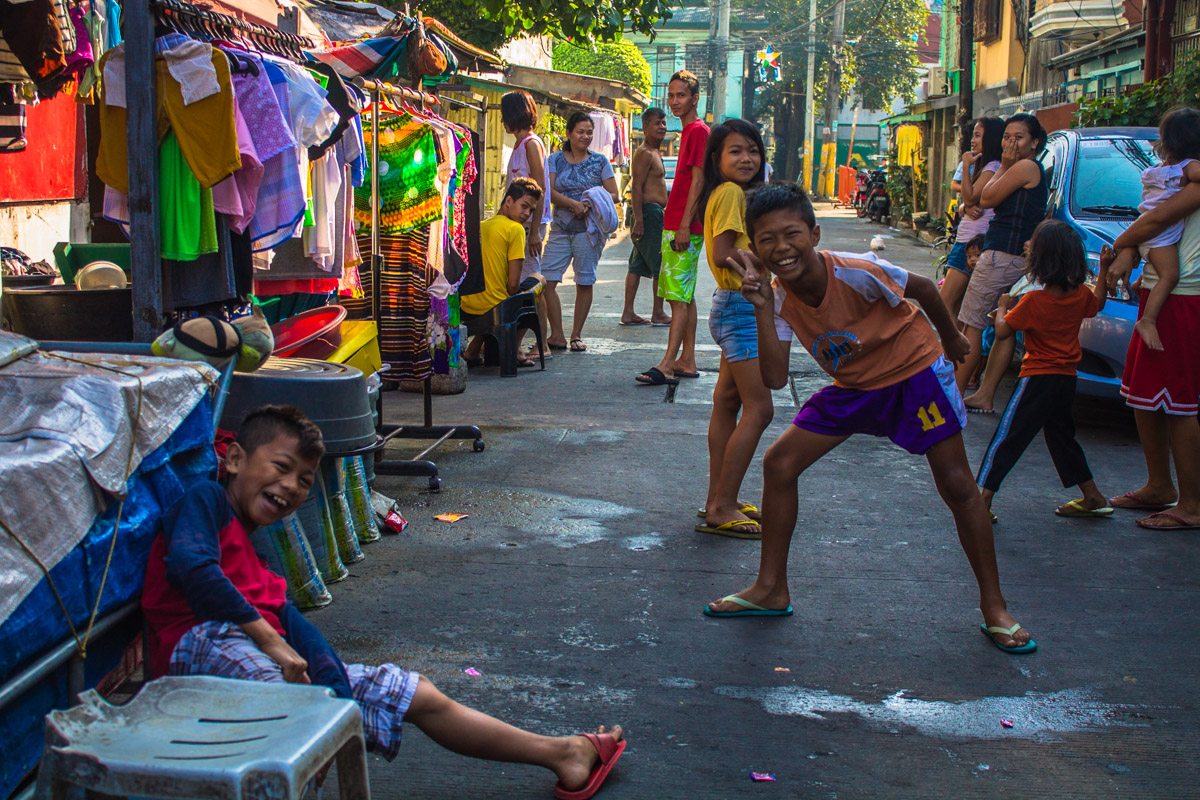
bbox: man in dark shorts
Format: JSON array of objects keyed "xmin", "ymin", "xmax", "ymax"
[{"xmin": 623, "ymin": 107, "xmax": 671, "ymax": 326}]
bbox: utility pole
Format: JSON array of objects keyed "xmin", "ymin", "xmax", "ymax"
[
  {"xmin": 818, "ymin": 0, "xmax": 846, "ymax": 199},
  {"xmin": 712, "ymin": 0, "xmax": 731, "ymax": 122},
  {"xmin": 957, "ymin": 0, "xmax": 975, "ymax": 152},
  {"xmin": 802, "ymin": 0, "xmax": 817, "ymax": 191}
]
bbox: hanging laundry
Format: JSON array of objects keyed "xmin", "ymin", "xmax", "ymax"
[{"xmin": 354, "ymin": 112, "xmax": 440, "ymax": 235}]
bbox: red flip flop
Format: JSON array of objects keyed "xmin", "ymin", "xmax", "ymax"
[
  {"xmin": 553, "ymin": 732, "xmax": 627, "ymax": 800},
  {"xmin": 1136, "ymin": 511, "xmax": 1200, "ymax": 531},
  {"xmin": 1111, "ymin": 490, "xmax": 1176, "ymax": 511}
]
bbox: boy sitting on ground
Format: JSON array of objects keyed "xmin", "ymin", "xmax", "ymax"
[
  {"xmin": 704, "ymin": 182, "xmax": 1036, "ymax": 654},
  {"xmin": 142, "ymin": 405, "xmax": 624, "ymax": 800},
  {"xmin": 461, "ymin": 177, "xmax": 548, "ymax": 368}
]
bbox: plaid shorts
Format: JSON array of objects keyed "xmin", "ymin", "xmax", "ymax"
[{"xmin": 170, "ymin": 622, "xmax": 421, "ymax": 761}]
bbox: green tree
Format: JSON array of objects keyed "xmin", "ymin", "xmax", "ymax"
[
  {"xmin": 551, "ymin": 40, "xmax": 653, "ymax": 94},
  {"xmin": 746, "ymin": 0, "xmax": 927, "ymax": 179},
  {"xmin": 393, "ymin": 0, "xmax": 672, "ymax": 52},
  {"xmin": 1076, "ymin": 51, "xmax": 1200, "ymax": 127}
]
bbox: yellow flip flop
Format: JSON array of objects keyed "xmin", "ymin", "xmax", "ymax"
[{"xmin": 694, "ymin": 519, "xmax": 762, "ymax": 539}]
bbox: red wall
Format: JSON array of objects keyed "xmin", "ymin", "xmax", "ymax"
[{"xmin": 0, "ymin": 92, "xmax": 87, "ymax": 203}]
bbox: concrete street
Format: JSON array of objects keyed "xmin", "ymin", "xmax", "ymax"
[{"xmin": 316, "ymin": 204, "xmax": 1200, "ymax": 799}]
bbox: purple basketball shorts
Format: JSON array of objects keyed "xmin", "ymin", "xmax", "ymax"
[{"xmin": 793, "ymin": 356, "xmax": 967, "ymax": 455}]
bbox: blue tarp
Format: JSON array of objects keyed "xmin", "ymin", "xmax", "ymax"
[{"xmin": 0, "ymin": 398, "xmax": 216, "ymax": 798}]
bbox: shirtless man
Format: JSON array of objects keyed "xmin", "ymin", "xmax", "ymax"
[{"xmin": 622, "ymin": 107, "xmax": 672, "ymax": 326}]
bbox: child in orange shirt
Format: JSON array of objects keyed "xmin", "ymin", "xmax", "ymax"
[
  {"xmin": 976, "ymin": 220, "xmax": 1112, "ymax": 518},
  {"xmin": 705, "ymin": 182, "xmax": 1035, "ymax": 655}
]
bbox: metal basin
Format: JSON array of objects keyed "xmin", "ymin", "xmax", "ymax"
[
  {"xmin": 219, "ymin": 357, "xmax": 375, "ymax": 454},
  {"xmin": 1, "ymin": 285, "xmax": 132, "ymax": 342}
]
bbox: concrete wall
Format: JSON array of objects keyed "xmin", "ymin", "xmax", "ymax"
[
  {"xmin": 498, "ymin": 36, "xmax": 554, "ymax": 70},
  {"xmin": 976, "ymin": 1, "xmax": 1027, "ymax": 90},
  {"xmin": 0, "ymin": 201, "xmax": 89, "ymax": 266}
]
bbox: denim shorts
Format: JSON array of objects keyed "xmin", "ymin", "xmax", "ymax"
[
  {"xmin": 540, "ymin": 228, "xmax": 601, "ymax": 285},
  {"xmin": 945, "ymin": 241, "xmax": 970, "ymax": 275},
  {"xmin": 708, "ymin": 289, "xmax": 759, "ymax": 362}
]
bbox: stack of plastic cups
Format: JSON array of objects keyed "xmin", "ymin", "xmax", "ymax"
[
  {"xmin": 344, "ymin": 456, "xmax": 381, "ymax": 543},
  {"xmin": 321, "ymin": 458, "xmax": 365, "ymax": 565},
  {"xmin": 294, "ymin": 486, "xmax": 349, "ymax": 583},
  {"xmin": 249, "ymin": 515, "xmax": 333, "ymax": 609}
]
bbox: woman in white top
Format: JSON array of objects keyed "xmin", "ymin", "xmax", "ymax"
[
  {"xmin": 941, "ymin": 117, "xmax": 1005, "ymax": 317},
  {"xmin": 501, "ymin": 91, "xmax": 551, "ymax": 270}
]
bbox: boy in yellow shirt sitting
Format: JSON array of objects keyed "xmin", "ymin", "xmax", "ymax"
[{"xmin": 462, "ymin": 177, "xmax": 546, "ymax": 368}]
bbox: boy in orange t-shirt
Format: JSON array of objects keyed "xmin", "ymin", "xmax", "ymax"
[
  {"xmin": 704, "ymin": 182, "xmax": 1036, "ymax": 655},
  {"xmin": 976, "ymin": 220, "xmax": 1113, "ymax": 518}
]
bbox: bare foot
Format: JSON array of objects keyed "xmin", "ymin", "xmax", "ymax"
[
  {"xmin": 673, "ymin": 360, "xmax": 698, "ymax": 375},
  {"xmin": 980, "ymin": 605, "xmax": 1032, "ymax": 649},
  {"xmin": 621, "ymin": 314, "xmax": 650, "ymax": 325},
  {"xmin": 963, "ymin": 393, "xmax": 993, "ymax": 413},
  {"xmin": 555, "ymin": 725, "xmax": 623, "ymax": 792},
  {"xmin": 525, "ymin": 346, "xmax": 553, "ymax": 359},
  {"xmin": 707, "ymin": 584, "xmax": 790, "ymax": 615},
  {"xmin": 1135, "ymin": 318, "xmax": 1164, "ymax": 351},
  {"xmin": 651, "ymin": 313, "xmax": 672, "ymax": 325}
]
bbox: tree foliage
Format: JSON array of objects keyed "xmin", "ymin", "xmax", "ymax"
[
  {"xmin": 1076, "ymin": 51, "xmax": 1200, "ymax": 127},
  {"xmin": 397, "ymin": 0, "xmax": 673, "ymax": 52},
  {"xmin": 551, "ymin": 40, "xmax": 653, "ymax": 94},
  {"xmin": 743, "ymin": 0, "xmax": 927, "ymax": 180}
]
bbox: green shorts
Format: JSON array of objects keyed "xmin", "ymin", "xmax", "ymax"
[
  {"xmin": 657, "ymin": 230, "xmax": 703, "ymax": 303},
  {"xmin": 628, "ymin": 202, "xmax": 664, "ymax": 279}
]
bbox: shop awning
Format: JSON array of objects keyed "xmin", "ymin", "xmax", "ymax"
[{"xmin": 883, "ymin": 111, "xmax": 928, "ymax": 125}]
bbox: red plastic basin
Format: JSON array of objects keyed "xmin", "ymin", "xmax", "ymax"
[{"xmin": 270, "ymin": 305, "xmax": 348, "ymax": 359}]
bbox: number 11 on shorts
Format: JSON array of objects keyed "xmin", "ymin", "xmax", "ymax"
[{"xmin": 917, "ymin": 402, "xmax": 946, "ymax": 432}]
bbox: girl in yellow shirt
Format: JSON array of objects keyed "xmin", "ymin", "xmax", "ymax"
[{"xmin": 695, "ymin": 119, "xmax": 772, "ymax": 538}]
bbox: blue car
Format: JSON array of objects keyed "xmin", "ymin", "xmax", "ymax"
[{"xmin": 1038, "ymin": 126, "xmax": 1157, "ymax": 398}]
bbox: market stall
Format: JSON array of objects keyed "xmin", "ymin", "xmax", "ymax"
[{"xmin": 0, "ymin": 4, "xmax": 505, "ymax": 795}]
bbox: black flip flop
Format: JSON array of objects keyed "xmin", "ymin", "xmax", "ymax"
[
  {"xmin": 635, "ymin": 367, "xmax": 678, "ymax": 386},
  {"xmin": 676, "ymin": 370, "xmax": 701, "ymax": 379},
  {"xmin": 548, "ymin": 342, "xmax": 568, "ymax": 351}
]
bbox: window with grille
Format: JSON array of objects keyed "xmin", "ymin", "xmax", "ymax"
[{"xmin": 975, "ymin": 0, "xmax": 1002, "ymax": 44}]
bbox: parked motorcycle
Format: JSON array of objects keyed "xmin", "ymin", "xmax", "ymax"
[
  {"xmin": 863, "ymin": 170, "xmax": 890, "ymax": 223},
  {"xmin": 852, "ymin": 169, "xmax": 872, "ymax": 216}
]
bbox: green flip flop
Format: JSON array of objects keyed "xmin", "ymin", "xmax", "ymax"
[
  {"xmin": 980, "ymin": 623, "xmax": 1037, "ymax": 654},
  {"xmin": 694, "ymin": 519, "xmax": 762, "ymax": 539},
  {"xmin": 703, "ymin": 595, "xmax": 794, "ymax": 617},
  {"xmin": 1055, "ymin": 499, "xmax": 1114, "ymax": 517}
]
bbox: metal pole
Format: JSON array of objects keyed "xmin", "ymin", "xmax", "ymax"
[
  {"xmin": 370, "ymin": 88, "xmax": 381, "ymax": 330},
  {"xmin": 819, "ymin": 0, "xmax": 846, "ymax": 199},
  {"xmin": 712, "ymin": 0, "xmax": 731, "ymax": 122},
  {"xmin": 803, "ymin": 0, "xmax": 816, "ymax": 192},
  {"xmin": 126, "ymin": 0, "xmax": 164, "ymax": 341},
  {"xmin": 957, "ymin": 0, "xmax": 975, "ymax": 151}
]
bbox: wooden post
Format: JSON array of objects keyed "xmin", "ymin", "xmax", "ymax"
[
  {"xmin": 844, "ymin": 105, "xmax": 859, "ymax": 169},
  {"xmin": 125, "ymin": 0, "xmax": 164, "ymax": 342}
]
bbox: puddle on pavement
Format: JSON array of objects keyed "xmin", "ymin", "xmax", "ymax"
[
  {"xmin": 713, "ymin": 685, "xmax": 1150, "ymax": 742},
  {"xmin": 625, "ymin": 532, "xmax": 665, "ymax": 551},
  {"xmin": 422, "ymin": 486, "xmax": 639, "ymax": 548}
]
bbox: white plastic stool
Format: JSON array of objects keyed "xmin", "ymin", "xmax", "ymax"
[{"xmin": 35, "ymin": 676, "xmax": 369, "ymax": 799}]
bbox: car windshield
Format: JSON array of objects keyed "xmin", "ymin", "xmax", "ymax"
[{"xmin": 1071, "ymin": 138, "xmax": 1156, "ymax": 216}]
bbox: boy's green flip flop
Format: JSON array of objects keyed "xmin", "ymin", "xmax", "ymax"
[
  {"xmin": 980, "ymin": 623, "xmax": 1037, "ymax": 654},
  {"xmin": 703, "ymin": 595, "xmax": 793, "ymax": 617}
]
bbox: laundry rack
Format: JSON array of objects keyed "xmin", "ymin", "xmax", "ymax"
[{"xmin": 358, "ymin": 78, "xmax": 485, "ymax": 492}]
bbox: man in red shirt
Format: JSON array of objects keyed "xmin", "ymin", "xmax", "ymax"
[{"xmin": 636, "ymin": 71, "xmax": 709, "ymax": 386}]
